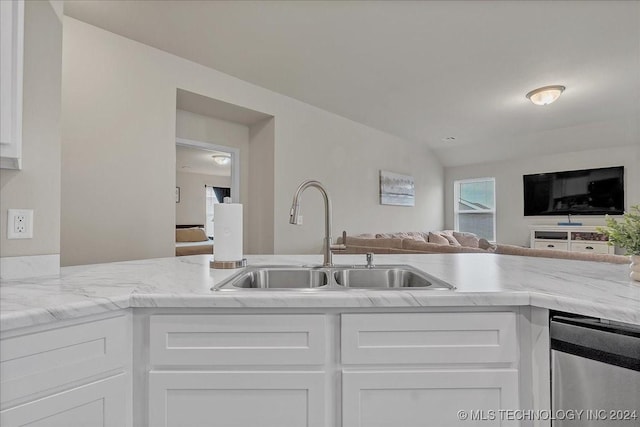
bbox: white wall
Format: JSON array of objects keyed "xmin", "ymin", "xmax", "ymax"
[
  {"xmin": 61, "ymin": 18, "xmax": 444, "ymax": 265},
  {"xmin": 248, "ymin": 118, "xmax": 275, "ymax": 254},
  {"xmin": 0, "ymin": 1, "xmax": 62, "ymax": 258},
  {"xmin": 444, "ymin": 145, "xmax": 640, "ymax": 247},
  {"xmin": 175, "ymin": 171, "xmax": 231, "ymax": 226}
]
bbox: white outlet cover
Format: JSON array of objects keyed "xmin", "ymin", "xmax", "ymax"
[{"xmin": 7, "ymin": 209, "xmax": 33, "ymax": 239}]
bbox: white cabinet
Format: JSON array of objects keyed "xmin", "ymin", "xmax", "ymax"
[
  {"xmin": 147, "ymin": 314, "xmax": 327, "ymax": 427},
  {"xmin": 149, "ymin": 314, "xmax": 326, "ymax": 365},
  {"xmin": 1, "ymin": 374, "xmax": 127, "ymax": 427},
  {"xmin": 149, "ymin": 371, "xmax": 325, "ymax": 427},
  {"xmin": 143, "ymin": 311, "xmax": 523, "ymax": 427},
  {"xmin": 343, "ymin": 370, "xmax": 519, "ymax": 427},
  {"xmin": 341, "ymin": 312, "xmax": 520, "ymax": 427},
  {"xmin": 1, "ymin": 315, "xmax": 127, "ymax": 404},
  {"xmin": 0, "ymin": 0, "xmax": 24, "ymax": 169},
  {"xmin": 0, "ymin": 314, "xmax": 130, "ymax": 426},
  {"xmin": 529, "ymin": 225, "xmax": 614, "ymax": 254},
  {"xmin": 341, "ymin": 312, "xmax": 517, "ymax": 365}
]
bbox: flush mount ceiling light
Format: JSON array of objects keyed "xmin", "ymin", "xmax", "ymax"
[
  {"xmin": 526, "ymin": 85, "xmax": 566, "ymax": 106},
  {"xmin": 212, "ymin": 155, "xmax": 230, "ymax": 165}
]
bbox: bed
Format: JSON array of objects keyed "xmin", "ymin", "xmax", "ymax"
[{"xmin": 175, "ymin": 225, "xmax": 214, "ymax": 256}]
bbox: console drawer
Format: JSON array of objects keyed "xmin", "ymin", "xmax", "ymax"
[
  {"xmin": 149, "ymin": 314, "xmax": 326, "ymax": 365},
  {"xmin": 341, "ymin": 312, "xmax": 517, "ymax": 364},
  {"xmin": 0, "ymin": 315, "xmax": 127, "ymax": 405},
  {"xmin": 570, "ymin": 242, "xmax": 610, "ymax": 254},
  {"xmin": 533, "ymin": 241, "xmax": 569, "ymax": 251}
]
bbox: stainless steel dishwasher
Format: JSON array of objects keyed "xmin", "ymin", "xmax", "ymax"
[{"xmin": 550, "ymin": 314, "xmax": 640, "ymax": 426}]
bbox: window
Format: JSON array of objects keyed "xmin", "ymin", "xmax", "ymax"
[
  {"xmin": 454, "ymin": 177, "xmax": 496, "ymax": 241},
  {"xmin": 205, "ymin": 186, "xmax": 219, "ymax": 239},
  {"xmin": 205, "ymin": 186, "xmax": 231, "ymax": 239}
]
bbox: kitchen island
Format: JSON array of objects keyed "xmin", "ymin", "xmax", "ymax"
[{"xmin": 1, "ymin": 253, "xmax": 638, "ymax": 427}]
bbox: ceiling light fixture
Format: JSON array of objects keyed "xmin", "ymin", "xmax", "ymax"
[
  {"xmin": 526, "ymin": 85, "xmax": 565, "ymax": 106},
  {"xmin": 212, "ymin": 155, "xmax": 230, "ymax": 165}
]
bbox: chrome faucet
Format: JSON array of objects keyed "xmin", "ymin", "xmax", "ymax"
[
  {"xmin": 366, "ymin": 252, "xmax": 375, "ymax": 269},
  {"xmin": 289, "ymin": 180, "xmax": 336, "ymax": 267}
]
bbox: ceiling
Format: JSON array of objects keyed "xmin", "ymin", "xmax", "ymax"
[
  {"xmin": 176, "ymin": 145, "xmax": 231, "ymax": 177},
  {"xmin": 64, "ymin": 1, "xmax": 640, "ymax": 167}
]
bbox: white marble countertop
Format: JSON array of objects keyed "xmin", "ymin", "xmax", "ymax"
[{"xmin": 1, "ymin": 254, "xmax": 639, "ymax": 331}]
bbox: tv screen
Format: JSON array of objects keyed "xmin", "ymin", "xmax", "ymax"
[{"xmin": 523, "ymin": 166, "xmax": 624, "ymax": 216}]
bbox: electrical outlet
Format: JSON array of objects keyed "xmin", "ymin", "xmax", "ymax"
[{"xmin": 7, "ymin": 209, "xmax": 33, "ymax": 239}]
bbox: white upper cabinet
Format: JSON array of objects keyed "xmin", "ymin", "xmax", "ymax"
[{"xmin": 0, "ymin": 0, "xmax": 24, "ymax": 170}]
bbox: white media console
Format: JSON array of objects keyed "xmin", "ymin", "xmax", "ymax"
[{"xmin": 529, "ymin": 225, "xmax": 614, "ymax": 254}]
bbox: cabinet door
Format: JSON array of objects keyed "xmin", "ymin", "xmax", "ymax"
[
  {"xmin": 343, "ymin": 369, "xmax": 520, "ymax": 427},
  {"xmin": 0, "ymin": 374, "xmax": 126, "ymax": 427},
  {"xmin": 0, "ymin": 0, "xmax": 24, "ymax": 169},
  {"xmin": 1, "ymin": 315, "xmax": 127, "ymax": 405},
  {"xmin": 149, "ymin": 371, "xmax": 325, "ymax": 427}
]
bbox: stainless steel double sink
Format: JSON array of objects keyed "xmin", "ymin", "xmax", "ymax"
[{"xmin": 211, "ymin": 265, "xmax": 454, "ymax": 291}]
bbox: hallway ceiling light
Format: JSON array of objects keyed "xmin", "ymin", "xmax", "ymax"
[
  {"xmin": 212, "ymin": 155, "xmax": 230, "ymax": 165},
  {"xmin": 526, "ymin": 85, "xmax": 566, "ymax": 106}
]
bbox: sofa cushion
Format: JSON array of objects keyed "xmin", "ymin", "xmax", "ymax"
[
  {"xmin": 453, "ymin": 231, "xmax": 480, "ymax": 248},
  {"xmin": 402, "ymin": 239, "xmax": 487, "ymax": 253},
  {"xmin": 440, "ymin": 232, "xmax": 461, "ymax": 246},
  {"xmin": 478, "ymin": 238, "xmax": 497, "ymax": 251},
  {"xmin": 406, "ymin": 231, "xmax": 428, "ymax": 242},
  {"xmin": 428, "ymin": 232, "xmax": 449, "ymax": 245},
  {"xmin": 176, "ymin": 227, "xmax": 208, "ymax": 242}
]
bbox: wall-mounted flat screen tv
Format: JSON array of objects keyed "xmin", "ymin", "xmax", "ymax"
[{"xmin": 523, "ymin": 166, "xmax": 624, "ymax": 216}]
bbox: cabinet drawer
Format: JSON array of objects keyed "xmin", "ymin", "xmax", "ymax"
[
  {"xmin": 149, "ymin": 314, "xmax": 326, "ymax": 365},
  {"xmin": 570, "ymin": 242, "xmax": 611, "ymax": 254},
  {"xmin": 149, "ymin": 371, "xmax": 325, "ymax": 427},
  {"xmin": 533, "ymin": 241, "xmax": 569, "ymax": 251},
  {"xmin": 341, "ymin": 312, "xmax": 517, "ymax": 364},
  {"xmin": 0, "ymin": 315, "xmax": 127, "ymax": 405}
]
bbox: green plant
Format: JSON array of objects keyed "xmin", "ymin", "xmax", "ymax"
[{"xmin": 597, "ymin": 205, "xmax": 640, "ymax": 255}]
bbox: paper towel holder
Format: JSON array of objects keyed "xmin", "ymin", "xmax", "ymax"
[{"xmin": 210, "ymin": 258, "xmax": 247, "ymax": 269}]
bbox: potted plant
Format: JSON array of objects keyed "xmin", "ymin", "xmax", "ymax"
[{"xmin": 598, "ymin": 205, "xmax": 640, "ymax": 282}]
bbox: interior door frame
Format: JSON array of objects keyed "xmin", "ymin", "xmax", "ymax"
[{"xmin": 175, "ymin": 137, "xmax": 240, "ymax": 203}]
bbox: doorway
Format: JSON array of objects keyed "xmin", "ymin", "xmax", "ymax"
[{"xmin": 176, "ymin": 139, "xmax": 239, "ymax": 240}]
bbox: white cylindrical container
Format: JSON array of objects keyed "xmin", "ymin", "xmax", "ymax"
[{"xmin": 213, "ymin": 203, "xmax": 243, "ymax": 262}]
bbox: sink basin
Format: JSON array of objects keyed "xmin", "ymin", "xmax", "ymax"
[
  {"xmin": 212, "ymin": 265, "xmax": 454, "ymax": 291},
  {"xmin": 215, "ymin": 266, "xmax": 328, "ymax": 290},
  {"xmin": 333, "ymin": 265, "xmax": 454, "ymax": 289}
]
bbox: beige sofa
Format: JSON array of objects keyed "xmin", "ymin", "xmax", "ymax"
[
  {"xmin": 337, "ymin": 231, "xmax": 629, "ymax": 264},
  {"xmin": 175, "ymin": 227, "xmax": 214, "ymax": 256}
]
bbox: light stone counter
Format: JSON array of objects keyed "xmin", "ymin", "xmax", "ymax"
[{"xmin": 1, "ymin": 253, "xmax": 639, "ymax": 331}]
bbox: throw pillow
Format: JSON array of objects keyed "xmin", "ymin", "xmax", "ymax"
[
  {"xmin": 376, "ymin": 233, "xmax": 393, "ymax": 238},
  {"xmin": 441, "ymin": 233, "xmax": 462, "ymax": 246},
  {"xmin": 453, "ymin": 231, "xmax": 480, "ymax": 248},
  {"xmin": 406, "ymin": 232, "xmax": 427, "ymax": 242},
  {"xmin": 428, "ymin": 232, "xmax": 449, "ymax": 245},
  {"xmin": 478, "ymin": 238, "xmax": 496, "ymax": 251}
]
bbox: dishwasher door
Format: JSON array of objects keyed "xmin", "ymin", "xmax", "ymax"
[{"xmin": 551, "ymin": 316, "xmax": 640, "ymax": 427}]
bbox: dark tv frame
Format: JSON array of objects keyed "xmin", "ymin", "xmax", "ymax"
[{"xmin": 523, "ymin": 166, "xmax": 625, "ymax": 216}]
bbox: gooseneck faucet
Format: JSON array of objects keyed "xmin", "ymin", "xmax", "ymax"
[{"xmin": 289, "ymin": 180, "xmax": 334, "ymax": 267}]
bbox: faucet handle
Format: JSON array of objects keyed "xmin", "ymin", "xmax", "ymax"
[{"xmin": 366, "ymin": 252, "xmax": 375, "ymax": 268}]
